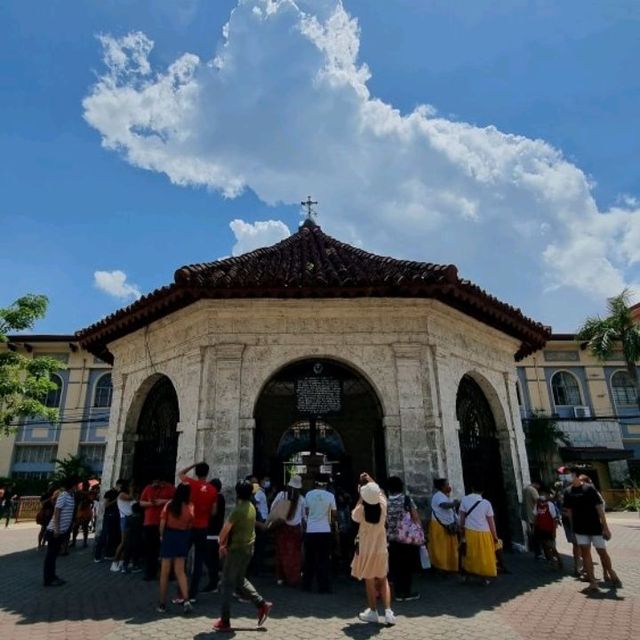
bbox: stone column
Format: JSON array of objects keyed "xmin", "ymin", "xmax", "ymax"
[
  {"xmin": 392, "ymin": 343, "xmax": 432, "ymax": 500},
  {"xmin": 198, "ymin": 344, "xmax": 245, "ymax": 491},
  {"xmin": 175, "ymin": 349, "xmax": 205, "ymax": 472},
  {"xmin": 432, "ymin": 354, "xmax": 466, "ymax": 499},
  {"xmin": 101, "ymin": 371, "xmax": 127, "ymax": 488}
]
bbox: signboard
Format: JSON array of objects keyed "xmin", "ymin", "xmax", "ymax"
[{"xmin": 295, "ymin": 376, "xmax": 342, "ymax": 415}]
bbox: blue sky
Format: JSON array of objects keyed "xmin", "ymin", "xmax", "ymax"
[{"xmin": 1, "ymin": 0, "xmax": 639, "ymax": 334}]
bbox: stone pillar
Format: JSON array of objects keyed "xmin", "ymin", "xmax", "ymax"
[
  {"xmin": 501, "ymin": 371, "xmax": 529, "ymax": 543},
  {"xmin": 198, "ymin": 344, "xmax": 245, "ymax": 492},
  {"xmin": 432, "ymin": 354, "xmax": 466, "ymax": 500},
  {"xmin": 175, "ymin": 349, "xmax": 205, "ymax": 472},
  {"xmin": 383, "ymin": 415, "xmax": 404, "ymax": 478},
  {"xmin": 101, "ymin": 371, "xmax": 127, "ymax": 488},
  {"xmin": 392, "ymin": 343, "xmax": 432, "ymax": 501}
]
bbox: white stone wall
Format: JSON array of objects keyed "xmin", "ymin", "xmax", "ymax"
[
  {"xmin": 101, "ymin": 297, "xmax": 530, "ymax": 523},
  {"xmin": 557, "ymin": 420, "xmax": 629, "ymax": 483}
]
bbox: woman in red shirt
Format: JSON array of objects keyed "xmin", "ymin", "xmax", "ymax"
[{"xmin": 158, "ymin": 484, "xmax": 194, "ymax": 614}]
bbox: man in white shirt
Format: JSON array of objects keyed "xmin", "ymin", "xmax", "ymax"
[
  {"xmin": 303, "ymin": 478, "xmax": 337, "ymax": 593},
  {"xmin": 43, "ymin": 476, "xmax": 77, "ymax": 586}
]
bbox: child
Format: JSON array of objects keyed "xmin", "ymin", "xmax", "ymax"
[{"xmin": 533, "ymin": 492, "xmax": 562, "ymax": 570}]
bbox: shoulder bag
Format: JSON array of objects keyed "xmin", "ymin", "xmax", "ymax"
[
  {"xmin": 458, "ymin": 499, "xmax": 483, "ymax": 556},
  {"xmin": 396, "ymin": 495, "xmax": 425, "ymax": 546}
]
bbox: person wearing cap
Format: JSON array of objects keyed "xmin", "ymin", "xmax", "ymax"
[
  {"xmin": 352, "ymin": 473, "xmax": 395, "ymax": 626},
  {"xmin": 269, "ymin": 475, "xmax": 306, "ymax": 587}
]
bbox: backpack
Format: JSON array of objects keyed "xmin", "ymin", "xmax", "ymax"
[{"xmin": 534, "ymin": 503, "xmax": 555, "ymax": 534}]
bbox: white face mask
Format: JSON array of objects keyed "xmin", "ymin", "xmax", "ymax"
[{"xmin": 262, "ymin": 481, "xmax": 271, "ymax": 489}]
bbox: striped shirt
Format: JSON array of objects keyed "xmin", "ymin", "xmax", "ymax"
[{"xmin": 47, "ymin": 490, "xmax": 75, "ymax": 533}]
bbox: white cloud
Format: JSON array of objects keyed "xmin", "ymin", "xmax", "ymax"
[
  {"xmin": 230, "ymin": 219, "xmax": 291, "ymax": 256},
  {"xmin": 82, "ymin": 0, "xmax": 640, "ymax": 328},
  {"xmin": 94, "ymin": 270, "xmax": 142, "ymax": 300}
]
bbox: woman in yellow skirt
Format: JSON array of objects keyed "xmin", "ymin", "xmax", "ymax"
[
  {"xmin": 459, "ymin": 484, "xmax": 498, "ymax": 583},
  {"xmin": 428, "ymin": 478, "xmax": 459, "ymax": 572}
]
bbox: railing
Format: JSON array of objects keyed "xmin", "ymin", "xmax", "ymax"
[
  {"xmin": 15, "ymin": 496, "xmax": 41, "ymax": 523},
  {"xmin": 601, "ymin": 488, "xmax": 638, "ymax": 510}
]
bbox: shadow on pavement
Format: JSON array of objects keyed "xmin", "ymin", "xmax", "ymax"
[{"xmin": 0, "ymin": 537, "xmax": 593, "ymax": 629}]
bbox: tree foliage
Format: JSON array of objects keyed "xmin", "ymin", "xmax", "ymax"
[
  {"xmin": 53, "ymin": 454, "xmax": 92, "ymax": 483},
  {"xmin": 577, "ymin": 288, "xmax": 640, "ymax": 410},
  {"xmin": 0, "ymin": 295, "xmax": 64, "ymax": 435},
  {"xmin": 524, "ymin": 413, "xmax": 570, "ymax": 486}
]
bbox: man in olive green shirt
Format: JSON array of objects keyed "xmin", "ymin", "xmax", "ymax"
[{"xmin": 213, "ymin": 481, "xmax": 273, "ymax": 631}]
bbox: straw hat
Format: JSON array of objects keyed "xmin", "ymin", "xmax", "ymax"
[
  {"xmin": 360, "ymin": 482, "xmax": 381, "ymax": 505},
  {"xmin": 288, "ymin": 475, "xmax": 303, "ymax": 490}
]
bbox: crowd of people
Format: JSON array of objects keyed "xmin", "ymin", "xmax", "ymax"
[{"xmin": 32, "ymin": 462, "xmax": 622, "ymax": 630}]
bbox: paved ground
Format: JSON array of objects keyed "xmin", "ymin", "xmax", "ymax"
[{"xmin": 1, "ymin": 515, "xmax": 639, "ymax": 640}]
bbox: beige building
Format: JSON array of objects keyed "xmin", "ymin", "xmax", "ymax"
[
  {"xmin": 0, "ymin": 336, "xmax": 111, "ymax": 480},
  {"xmin": 517, "ymin": 335, "xmax": 637, "ymax": 488},
  {"xmin": 77, "ymin": 220, "xmax": 550, "ymax": 542}
]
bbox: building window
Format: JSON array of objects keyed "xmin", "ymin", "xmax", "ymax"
[
  {"xmin": 78, "ymin": 444, "xmax": 106, "ymax": 473},
  {"xmin": 612, "ymin": 371, "xmax": 637, "ymax": 409},
  {"xmin": 93, "ymin": 373, "xmax": 113, "ymax": 408},
  {"xmin": 44, "ymin": 374, "xmax": 63, "ymax": 408},
  {"xmin": 516, "ymin": 381, "xmax": 523, "ymax": 407},
  {"xmin": 13, "ymin": 444, "xmax": 58, "ymax": 465},
  {"xmin": 551, "ymin": 371, "xmax": 582, "ymax": 407}
]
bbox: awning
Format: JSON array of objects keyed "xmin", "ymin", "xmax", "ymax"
[{"xmin": 559, "ymin": 447, "xmax": 633, "ymax": 463}]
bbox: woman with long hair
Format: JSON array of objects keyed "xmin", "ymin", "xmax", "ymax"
[
  {"xmin": 351, "ymin": 473, "xmax": 395, "ymax": 626},
  {"xmin": 270, "ymin": 475, "xmax": 305, "ymax": 586},
  {"xmin": 158, "ymin": 483, "xmax": 194, "ymax": 614}
]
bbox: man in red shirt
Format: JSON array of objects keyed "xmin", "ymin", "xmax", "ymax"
[
  {"xmin": 139, "ymin": 478, "xmax": 175, "ymax": 581},
  {"xmin": 178, "ymin": 462, "xmax": 218, "ymax": 600}
]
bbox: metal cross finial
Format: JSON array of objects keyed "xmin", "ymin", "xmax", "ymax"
[{"xmin": 301, "ymin": 196, "xmax": 318, "ymax": 221}]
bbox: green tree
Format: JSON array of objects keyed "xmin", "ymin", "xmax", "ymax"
[
  {"xmin": 53, "ymin": 454, "xmax": 91, "ymax": 483},
  {"xmin": 524, "ymin": 413, "xmax": 570, "ymax": 486},
  {"xmin": 0, "ymin": 294, "xmax": 64, "ymax": 435},
  {"xmin": 577, "ymin": 288, "xmax": 640, "ymax": 411}
]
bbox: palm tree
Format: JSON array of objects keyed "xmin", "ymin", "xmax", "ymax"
[
  {"xmin": 524, "ymin": 413, "xmax": 570, "ymax": 486},
  {"xmin": 577, "ymin": 289, "xmax": 640, "ymax": 411}
]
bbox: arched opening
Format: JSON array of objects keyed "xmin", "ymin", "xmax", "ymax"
[
  {"xmin": 130, "ymin": 376, "xmax": 180, "ymax": 489},
  {"xmin": 457, "ymin": 375, "xmax": 511, "ymax": 543},
  {"xmin": 254, "ymin": 359, "xmax": 385, "ymax": 490}
]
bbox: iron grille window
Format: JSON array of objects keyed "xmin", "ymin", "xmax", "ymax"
[
  {"xmin": 611, "ymin": 371, "xmax": 637, "ymax": 408},
  {"xmin": 551, "ymin": 371, "xmax": 582, "ymax": 407},
  {"xmin": 94, "ymin": 373, "xmax": 113, "ymax": 408},
  {"xmin": 13, "ymin": 445, "xmax": 58, "ymax": 464}
]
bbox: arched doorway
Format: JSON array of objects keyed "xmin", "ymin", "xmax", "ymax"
[
  {"xmin": 254, "ymin": 359, "xmax": 385, "ymax": 490},
  {"xmin": 131, "ymin": 376, "xmax": 180, "ymax": 489},
  {"xmin": 457, "ymin": 375, "xmax": 511, "ymax": 542}
]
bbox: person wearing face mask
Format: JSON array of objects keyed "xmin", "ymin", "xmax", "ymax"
[{"xmin": 532, "ymin": 491, "xmax": 562, "ymax": 570}]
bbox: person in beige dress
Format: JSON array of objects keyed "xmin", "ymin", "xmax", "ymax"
[{"xmin": 351, "ymin": 473, "xmax": 395, "ymax": 626}]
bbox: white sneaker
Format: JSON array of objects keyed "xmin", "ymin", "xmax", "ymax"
[
  {"xmin": 358, "ymin": 608, "xmax": 379, "ymax": 623},
  {"xmin": 384, "ymin": 609, "xmax": 396, "ymax": 626},
  {"xmin": 110, "ymin": 561, "xmax": 121, "ymax": 573}
]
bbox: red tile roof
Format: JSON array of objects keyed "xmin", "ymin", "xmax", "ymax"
[{"xmin": 77, "ymin": 221, "xmax": 550, "ymax": 363}]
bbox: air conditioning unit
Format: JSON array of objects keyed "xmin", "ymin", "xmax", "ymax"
[{"xmin": 573, "ymin": 406, "xmax": 591, "ymax": 419}]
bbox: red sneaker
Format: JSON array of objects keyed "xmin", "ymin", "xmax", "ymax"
[
  {"xmin": 257, "ymin": 601, "xmax": 273, "ymax": 627},
  {"xmin": 212, "ymin": 618, "xmax": 232, "ymax": 632}
]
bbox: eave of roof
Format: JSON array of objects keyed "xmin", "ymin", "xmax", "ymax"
[
  {"xmin": 77, "ymin": 224, "xmax": 550, "ymax": 364},
  {"xmin": 6, "ymin": 334, "xmax": 78, "ymax": 343}
]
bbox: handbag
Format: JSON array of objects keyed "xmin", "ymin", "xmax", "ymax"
[
  {"xmin": 432, "ymin": 509, "xmax": 458, "ymax": 535},
  {"xmin": 396, "ymin": 495, "xmax": 425, "ymax": 546},
  {"xmin": 266, "ymin": 494, "xmax": 291, "ymax": 530},
  {"xmin": 419, "ymin": 544, "xmax": 431, "ymax": 569}
]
